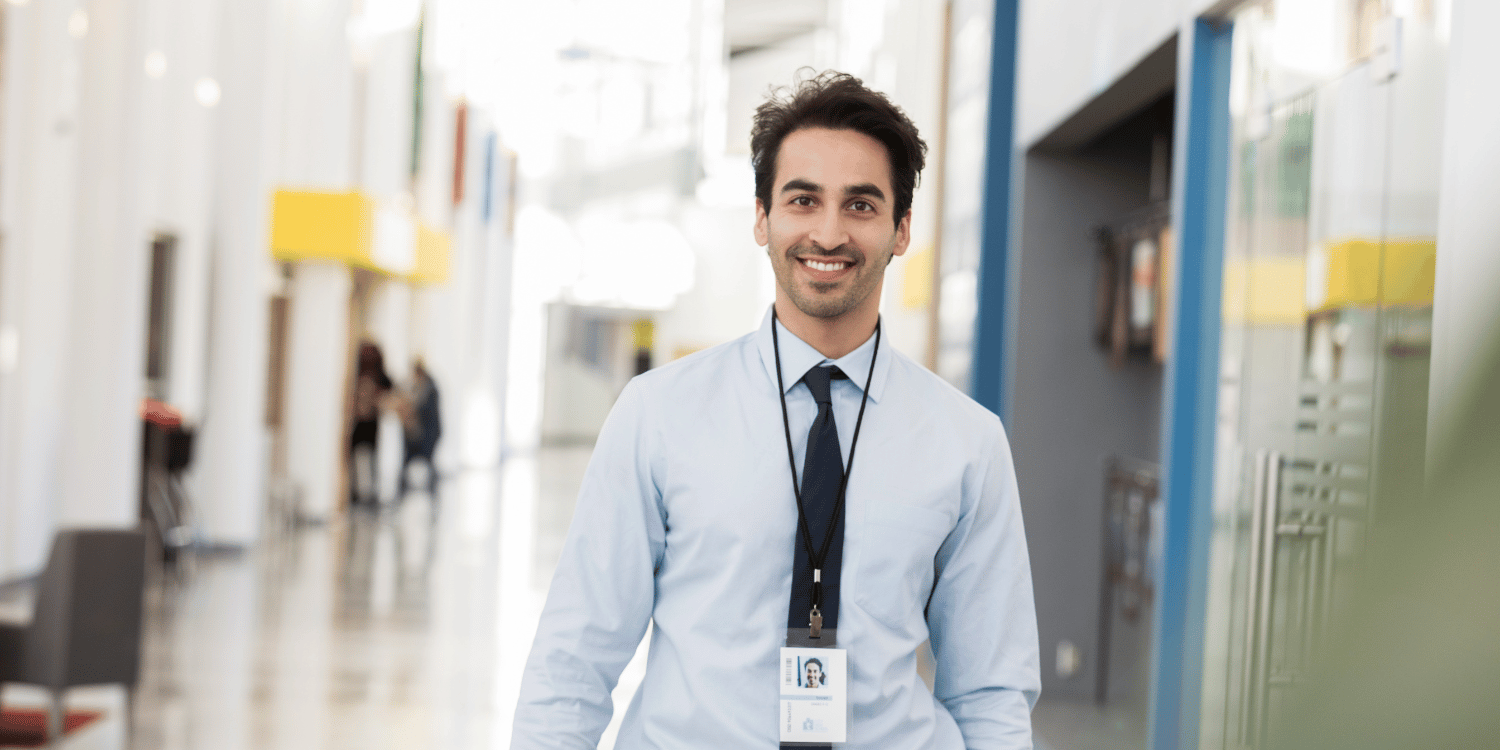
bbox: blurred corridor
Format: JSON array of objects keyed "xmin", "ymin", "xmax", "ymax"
[{"xmin": 2, "ymin": 0, "xmax": 1498, "ymax": 748}]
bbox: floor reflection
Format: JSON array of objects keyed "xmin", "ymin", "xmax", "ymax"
[{"xmin": 2, "ymin": 447, "xmax": 596, "ymax": 750}]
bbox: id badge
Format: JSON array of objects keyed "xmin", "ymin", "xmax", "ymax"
[{"xmin": 779, "ymin": 647, "xmax": 847, "ymax": 744}]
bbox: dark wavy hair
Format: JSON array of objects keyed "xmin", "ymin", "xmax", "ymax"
[{"xmin": 751, "ymin": 70, "xmax": 927, "ymax": 228}]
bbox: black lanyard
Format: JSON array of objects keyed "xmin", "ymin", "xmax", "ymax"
[{"xmin": 771, "ymin": 307, "xmax": 879, "ymax": 620}]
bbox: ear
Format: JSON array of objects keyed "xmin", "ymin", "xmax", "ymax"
[
  {"xmin": 753, "ymin": 198, "xmax": 769, "ymax": 247},
  {"xmin": 891, "ymin": 211, "xmax": 912, "ymax": 257}
]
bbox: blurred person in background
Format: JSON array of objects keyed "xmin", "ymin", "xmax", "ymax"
[
  {"xmin": 349, "ymin": 340, "xmax": 392, "ymax": 508},
  {"xmin": 512, "ymin": 71, "xmax": 1038, "ymax": 750},
  {"xmin": 396, "ymin": 358, "xmax": 442, "ymax": 502}
]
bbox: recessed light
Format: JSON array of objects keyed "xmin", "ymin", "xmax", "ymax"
[
  {"xmin": 67, "ymin": 8, "xmax": 88, "ymax": 38},
  {"xmin": 195, "ymin": 77, "xmax": 221, "ymax": 107},
  {"xmin": 145, "ymin": 50, "xmax": 167, "ymax": 79}
]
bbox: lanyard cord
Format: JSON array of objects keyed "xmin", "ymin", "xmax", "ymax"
[{"xmin": 771, "ymin": 307, "xmax": 880, "ymax": 611}]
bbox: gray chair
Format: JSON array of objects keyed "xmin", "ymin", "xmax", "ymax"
[{"xmin": 0, "ymin": 529, "xmax": 147, "ymax": 744}]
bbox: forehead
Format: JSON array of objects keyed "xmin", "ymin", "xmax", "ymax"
[{"xmin": 774, "ymin": 127, "xmax": 893, "ymax": 195}]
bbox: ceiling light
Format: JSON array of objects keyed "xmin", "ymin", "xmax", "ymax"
[
  {"xmin": 145, "ymin": 50, "xmax": 167, "ymax": 78},
  {"xmin": 67, "ymin": 9, "xmax": 88, "ymax": 38},
  {"xmin": 195, "ymin": 77, "xmax": 221, "ymax": 107}
]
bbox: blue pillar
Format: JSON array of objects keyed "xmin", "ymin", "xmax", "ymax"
[
  {"xmin": 970, "ymin": 0, "xmax": 1021, "ymax": 421},
  {"xmin": 1149, "ymin": 17, "xmax": 1233, "ymax": 750}
]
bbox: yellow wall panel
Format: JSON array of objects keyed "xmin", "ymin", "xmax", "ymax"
[
  {"xmin": 270, "ymin": 188, "xmax": 453, "ymax": 285},
  {"xmin": 269, "ymin": 190, "xmax": 372, "ymax": 265}
]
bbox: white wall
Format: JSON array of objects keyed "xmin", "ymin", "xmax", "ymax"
[
  {"xmin": 357, "ymin": 27, "xmax": 418, "ymax": 201},
  {"xmin": 1016, "ymin": 0, "xmax": 1216, "ymax": 149},
  {"xmin": 874, "ymin": 0, "xmax": 947, "ymax": 365},
  {"xmin": 1428, "ymin": 0, "xmax": 1500, "ymax": 447},
  {"xmin": 275, "ymin": 0, "xmax": 356, "ymax": 188}
]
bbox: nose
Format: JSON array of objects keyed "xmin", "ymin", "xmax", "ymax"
[{"xmin": 807, "ymin": 205, "xmax": 849, "ymax": 251}]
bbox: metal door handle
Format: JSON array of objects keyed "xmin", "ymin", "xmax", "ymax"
[{"xmin": 1240, "ymin": 449, "xmax": 1281, "ymax": 745}]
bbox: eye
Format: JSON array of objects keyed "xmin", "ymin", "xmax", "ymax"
[
  {"xmin": 848, "ymin": 200, "xmax": 875, "ymax": 213},
  {"xmin": 791, "ymin": 195, "xmax": 816, "ymax": 207}
]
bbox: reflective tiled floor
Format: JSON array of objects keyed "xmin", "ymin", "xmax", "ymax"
[
  {"xmin": 2, "ymin": 446, "xmax": 1116, "ymax": 749},
  {"xmin": 0, "ymin": 447, "xmax": 652, "ymax": 750}
]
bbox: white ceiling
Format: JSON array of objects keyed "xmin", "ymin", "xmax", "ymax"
[{"xmin": 723, "ymin": 0, "xmax": 829, "ymax": 55}]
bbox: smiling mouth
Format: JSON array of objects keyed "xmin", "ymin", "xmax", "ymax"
[{"xmin": 798, "ymin": 258, "xmax": 852, "ymax": 272}]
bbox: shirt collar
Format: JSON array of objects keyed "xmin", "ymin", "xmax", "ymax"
[{"xmin": 755, "ymin": 305, "xmax": 889, "ymax": 403}]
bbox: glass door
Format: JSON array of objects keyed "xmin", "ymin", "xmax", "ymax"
[{"xmin": 1199, "ymin": 1, "xmax": 1446, "ymax": 748}]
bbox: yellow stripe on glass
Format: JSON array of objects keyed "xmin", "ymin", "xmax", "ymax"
[
  {"xmin": 1223, "ymin": 237, "xmax": 1436, "ymax": 324},
  {"xmin": 1223, "ymin": 256, "xmax": 1307, "ymax": 324},
  {"xmin": 1323, "ymin": 238, "xmax": 1436, "ymax": 308}
]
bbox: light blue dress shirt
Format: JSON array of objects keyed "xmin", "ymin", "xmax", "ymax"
[{"xmin": 512, "ymin": 307, "xmax": 1040, "ymax": 749}]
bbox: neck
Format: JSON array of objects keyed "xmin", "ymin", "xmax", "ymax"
[{"xmin": 773, "ymin": 295, "xmax": 880, "ymax": 360}]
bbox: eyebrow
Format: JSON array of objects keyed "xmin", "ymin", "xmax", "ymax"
[
  {"xmin": 778, "ymin": 179, "xmax": 887, "ymax": 202},
  {"xmin": 844, "ymin": 182, "xmax": 886, "ymax": 202}
]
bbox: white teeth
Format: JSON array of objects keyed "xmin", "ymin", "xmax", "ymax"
[{"xmin": 804, "ymin": 259, "xmax": 848, "ymax": 272}]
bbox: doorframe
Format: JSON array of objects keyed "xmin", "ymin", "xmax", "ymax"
[
  {"xmin": 970, "ymin": 0, "xmax": 1021, "ymax": 420},
  {"xmin": 1150, "ymin": 15, "xmax": 1234, "ymax": 750}
]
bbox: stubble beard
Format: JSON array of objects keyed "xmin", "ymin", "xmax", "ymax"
[{"xmin": 775, "ymin": 242, "xmax": 889, "ymax": 320}]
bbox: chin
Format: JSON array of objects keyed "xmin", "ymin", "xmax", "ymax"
[{"xmin": 791, "ymin": 296, "xmax": 855, "ymax": 319}]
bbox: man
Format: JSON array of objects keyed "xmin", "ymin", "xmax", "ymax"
[
  {"xmin": 804, "ymin": 657, "xmax": 825, "ymax": 689},
  {"xmin": 512, "ymin": 71, "xmax": 1039, "ymax": 749}
]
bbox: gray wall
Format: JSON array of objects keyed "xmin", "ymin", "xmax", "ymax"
[{"xmin": 1012, "ymin": 102, "xmax": 1170, "ymax": 699}]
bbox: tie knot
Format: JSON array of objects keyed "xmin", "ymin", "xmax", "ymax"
[{"xmin": 802, "ymin": 365, "xmax": 845, "ymax": 405}]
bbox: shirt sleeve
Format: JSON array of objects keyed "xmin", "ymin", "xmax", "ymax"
[
  {"xmin": 511, "ymin": 378, "xmax": 666, "ymax": 749},
  {"xmin": 927, "ymin": 420, "xmax": 1041, "ymax": 750}
]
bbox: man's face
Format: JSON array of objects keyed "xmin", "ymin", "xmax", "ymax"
[
  {"xmin": 754, "ymin": 127, "xmax": 911, "ymax": 322},
  {"xmin": 805, "ymin": 661, "xmax": 823, "ymax": 688}
]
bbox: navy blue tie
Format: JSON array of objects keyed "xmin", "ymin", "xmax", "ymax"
[
  {"xmin": 784, "ymin": 365, "xmax": 846, "ymax": 750},
  {"xmin": 786, "ymin": 365, "xmax": 848, "ymax": 638}
]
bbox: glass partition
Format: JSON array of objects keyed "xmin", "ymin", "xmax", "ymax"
[{"xmin": 1199, "ymin": 1, "xmax": 1446, "ymax": 748}]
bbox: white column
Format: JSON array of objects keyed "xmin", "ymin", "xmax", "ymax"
[
  {"xmin": 193, "ymin": 0, "xmax": 281, "ymax": 546},
  {"xmin": 267, "ymin": 0, "xmax": 358, "ymax": 520},
  {"xmin": 156, "ymin": 0, "xmax": 223, "ymax": 425},
  {"xmin": 0, "ymin": 0, "xmax": 84, "ymax": 577},
  {"xmin": 275, "ymin": 0, "xmax": 356, "ymax": 187},
  {"xmin": 1429, "ymin": 0, "xmax": 1500, "ymax": 447},
  {"xmin": 356, "ymin": 26, "xmax": 417, "ymax": 201},
  {"xmin": 58, "ymin": 0, "xmax": 152, "ymax": 528},
  {"xmin": 282, "ymin": 262, "xmax": 352, "ymax": 520},
  {"xmin": 421, "ymin": 114, "xmax": 486, "ymax": 472}
]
